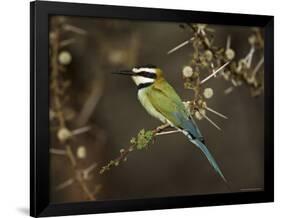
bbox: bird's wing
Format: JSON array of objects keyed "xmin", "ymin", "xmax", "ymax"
[{"xmin": 148, "ymin": 80, "xmax": 203, "ymax": 140}]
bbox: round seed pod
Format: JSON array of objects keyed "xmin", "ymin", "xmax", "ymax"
[
  {"xmin": 57, "ymin": 127, "xmax": 72, "ymax": 142},
  {"xmin": 204, "ymin": 50, "xmax": 213, "ymax": 62},
  {"xmin": 108, "ymin": 50, "xmax": 125, "ymax": 64},
  {"xmin": 195, "ymin": 111, "xmax": 202, "ymax": 120},
  {"xmin": 58, "ymin": 51, "xmax": 72, "ymax": 65},
  {"xmin": 225, "ymin": 48, "xmax": 235, "ymax": 60},
  {"xmin": 49, "ymin": 32, "xmax": 55, "ymax": 41},
  {"xmin": 49, "ymin": 109, "xmax": 55, "ymax": 121},
  {"xmin": 195, "ymin": 109, "xmax": 206, "ymax": 120},
  {"xmin": 77, "ymin": 146, "xmax": 87, "ymax": 159},
  {"xmin": 248, "ymin": 35, "xmax": 256, "ymax": 45},
  {"xmin": 203, "ymin": 88, "xmax": 214, "ymax": 99},
  {"xmin": 182, "ymin": 66, "xmax": 193, "ymax": 78},
  {"xmin": 201, "ymin": 101, "xmax": 207, "ymax": 109}
]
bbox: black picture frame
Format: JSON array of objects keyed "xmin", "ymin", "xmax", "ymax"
[{"xmin": 30, "ymin": 1, "xmax": 274, "ymax": 217}]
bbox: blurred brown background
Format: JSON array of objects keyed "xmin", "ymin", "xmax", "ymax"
[{"xmin": 49, "ymin": 16, "xmax": 264, "ymax": 203}]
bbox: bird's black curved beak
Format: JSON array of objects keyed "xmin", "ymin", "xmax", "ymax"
[{"xmin": 112, "ymin": 70, "xmax": 134, "ymax": 76}]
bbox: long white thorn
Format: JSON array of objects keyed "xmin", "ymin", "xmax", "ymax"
[
  {"xmin": 205, "ymin": 106, "xmax": 228, "ymax": 119},
  {"xmin": 224, "ymin": 86, "xmax": 234, "ymax": 95},
  {"xmin": 55, "ymin": 178, "xmax": 74, "ymax": 191},
  {"xmin": 200, "ymin": 62, "xmax": 230, "ymax": 85},
  {"xmin": 167, "ymin": 37, "xmax": 195, "ymax": 54},
  {"xmin": 83, "ymin": 162, "xmax": 98, "ymax": 180},
  {"xmin": 84, "ymin": 162, "xmax": 97, "ymax": 175},
  {"xmin": 226, "ymin": 35, "xmax": 231, "ymax": 49},
  {"xmin": 200, "ymin": 112, "xmax": 222, "ymax": 131},
  {"xmin": 63, "ymin": 24, "xmax": 87, "ymax": 35},
  {"xmin": 155, "ymin": 129, "xmax": 181, "ymax": 136},
  {"xmin": 72, "ymin": 125, "xmax": 92, "ymax": 136},
  {"xmin": 252, "ymin": 56, "xmax": 264, "ymax": 77},
  {"xmin": 245, "ymin": 46, "xmax": 255, "ymax": 68},
  {"xmin": 50, "ymin": 148, "xmax": 67, "ymax": 155}
]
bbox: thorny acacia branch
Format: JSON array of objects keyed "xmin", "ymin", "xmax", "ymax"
[
  {"xmin": 50, "ymin": 18, "xmax": 98, "ymax": 201},
  {"xmin": 100, "ymin": 23, "xmax": 264, "ymax": 175}
]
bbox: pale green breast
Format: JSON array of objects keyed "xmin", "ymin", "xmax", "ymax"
[{"xmin": 138, "ymin": 87, "xmax": 167, "ymax": 124}]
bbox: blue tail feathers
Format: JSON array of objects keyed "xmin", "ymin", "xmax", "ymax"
[
  {"xmin": 173, "ymin": 111, "xmax": 227, "ymax": 183},
  {"xmin": 191, "ymin": 138, "xmax": 227, "ymax": 183}
]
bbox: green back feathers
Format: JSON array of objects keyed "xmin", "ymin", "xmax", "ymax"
[
  {"xmin": 148, "ymin": 78, "xmax": 187, "ymax": 126},
  {"xmin": 146, "ymin": 77, "xmax": 203, "ymax": 140}
]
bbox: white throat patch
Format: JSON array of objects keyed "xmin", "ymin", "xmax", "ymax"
[{"xmin": 132, "ymin": 76, "xmax": 154, "ymax": 86}]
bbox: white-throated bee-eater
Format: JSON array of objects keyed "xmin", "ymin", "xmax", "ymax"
[{"xmin": 114, "ymin": 65, "xmax": 226, "ymax": 183}]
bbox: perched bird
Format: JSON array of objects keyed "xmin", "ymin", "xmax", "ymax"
[{"xmin": 113, "ymin": 65, "xmax": 226, "ymax": 183}]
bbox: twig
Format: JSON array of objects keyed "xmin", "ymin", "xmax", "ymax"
[
  {"xmin": 76, "ymin": 76, "xmax": 105, "ymax": 126},
  {"xmin": 100, "ymin": 123, "xmax": 171, "ymax": 174},
  {"xmin": 51, "ymin": 28, "xmax": 65, "ymax": 128},
  {"xmin": 50, "ymin": 22, "xmax": 96, "ymax": 200},
  {"xmin": 188, "ymin": 24, "xmax": 214, "ymax": 52},
  {"xmin": 66, "ymin": 145, "xmax": 77, "ymax": 167}
]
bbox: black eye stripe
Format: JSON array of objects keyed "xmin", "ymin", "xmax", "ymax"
[
  {"xmin": 137, "ymin": 82, "xmax": 154, "ymax": 90},
  {"xmin": 136, "ymin": 71, "xmax": 157, "ymax": 79}
]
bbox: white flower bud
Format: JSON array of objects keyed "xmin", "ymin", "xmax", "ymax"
[
  {"xmin": 195, "ymin": 111, "xmax": 203, "ymax": 120},
  {"xmin": 204, "ymin": 50, "xmax": 213, "ymax": 62},
  {"xmin": 248, "ymin": 35, "xmax": 256, "ymax": 45},
  {"xmin": 57, "ymin": 128, "xmax": 72, "ymax": 142},
  {"xmin": 203, "ymin": 88, "xmax": 214, "ymax": 99},
  {"xmin": 77, "ymin": 146, "xmax": 87, "ymax": 159},
  {"xmin": 49, "ymin": 32, "xmax": 55, "ymax": 41},
  {"xmin": 199, "ymin": 108, "xmax": 206, "ymax": 116},
  {"xmin": 49, "ymin": 109, "xmax": 55, "ymax": 121},
  {"xmin": 108, "ymin": 50, "xmax": 124, "ymax": 64},
  {"xmin": 58, "ymin": 51, "xmax": 72, "ymax": 65},
  {"xmin": 225, "ymin": 48, "xmax": 235, "ymax": 60},
  {"xmin": 182, "ymin": 66, "xmax": 193, "ymax": 78}
]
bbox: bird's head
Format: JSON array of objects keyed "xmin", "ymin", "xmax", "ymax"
[{"xmin": 113, "ymin": 65, "xmax": 163, "ymax": 89}]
